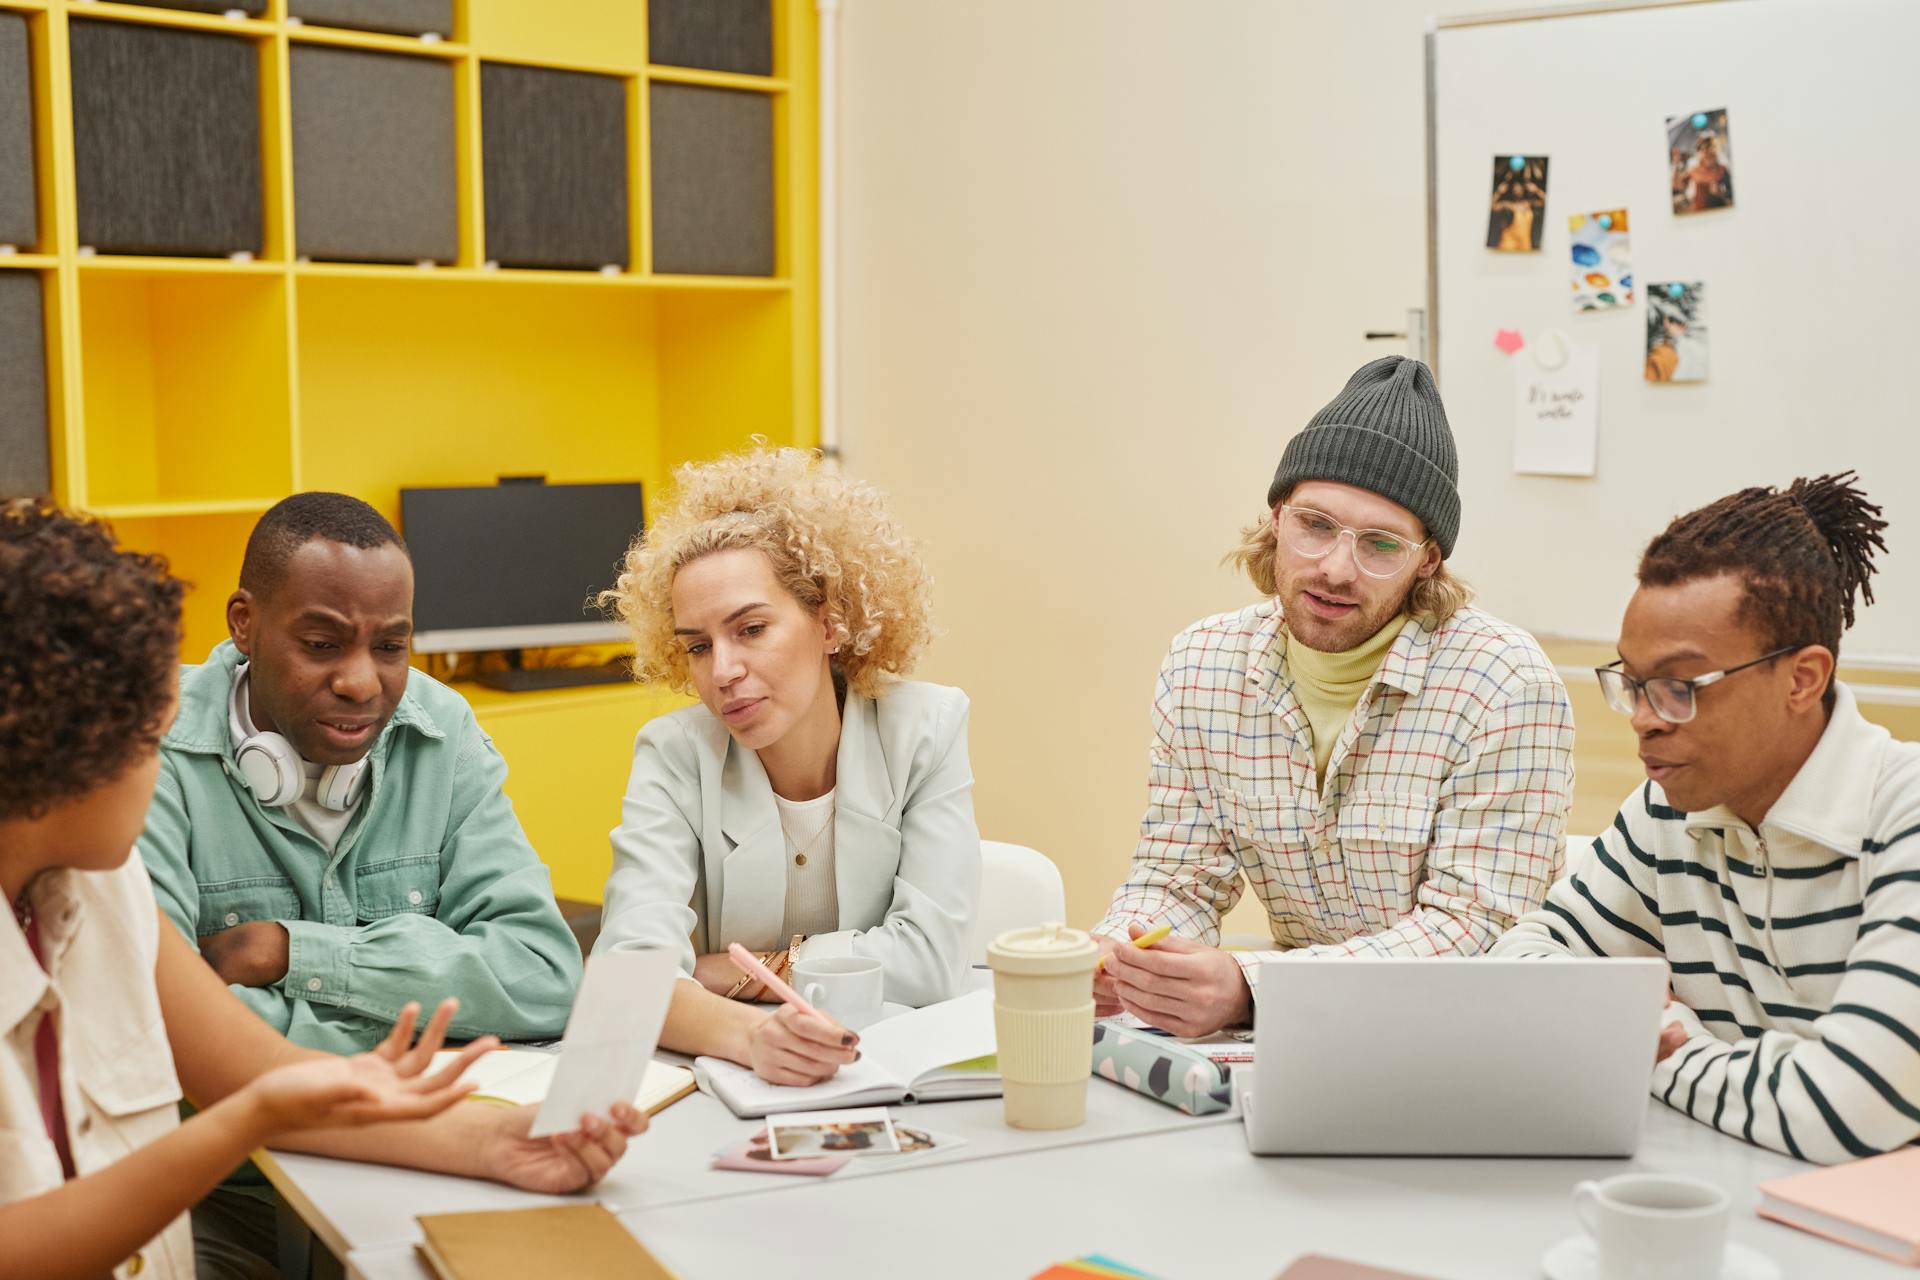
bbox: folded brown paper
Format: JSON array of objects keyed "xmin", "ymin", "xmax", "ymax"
[{"xmin": 416, "ymin": 1204, "xmax": 676, "ymax": 1280}]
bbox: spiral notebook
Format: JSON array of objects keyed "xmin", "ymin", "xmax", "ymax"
[{"xmin": 694, "ymin": 989, "xmax": 998, "ymax": 1118}]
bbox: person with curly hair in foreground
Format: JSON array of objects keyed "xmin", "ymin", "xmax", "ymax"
[
  {"xmin": 594, "ymin": 447, "xmax": 980, "ymax": 1086},
  {"xmin": 0, "ymin": 501, "xmax": 643, "ymax": 1280}
]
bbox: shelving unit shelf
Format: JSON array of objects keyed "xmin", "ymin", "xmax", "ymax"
[{"xmin": 1, "ymin": 0, "xmax": 816, "ymax": 900}]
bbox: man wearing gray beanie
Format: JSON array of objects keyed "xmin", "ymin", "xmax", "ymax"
[{"xmin": 1094, "ymin": 356, "xmax": 1575, "ymax": 1036}]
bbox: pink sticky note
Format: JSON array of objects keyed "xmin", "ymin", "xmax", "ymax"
[{"xmin": 1494, "ymin": 329, "xmax": 1526, "ymax": 354}]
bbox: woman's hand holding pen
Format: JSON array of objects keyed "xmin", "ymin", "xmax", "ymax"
[
  {"xmin": 725, "ymin": 942, "xmax": 862, "ymax": 1086},
  {"xmin": 747, "ymin": 1005, "xmax": 860, "ymax": 1086}
]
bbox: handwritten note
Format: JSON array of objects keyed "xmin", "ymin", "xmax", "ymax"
[{"xmin": 1513, "ymin": 341, "xmax": 1599, "ymax": 476}]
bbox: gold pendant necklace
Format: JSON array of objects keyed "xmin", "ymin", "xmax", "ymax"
[{"xmin": 783, "ymin": 808, "xmax": 833, "ymax": 868}]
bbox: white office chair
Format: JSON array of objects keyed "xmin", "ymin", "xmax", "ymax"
[
  {"xmin": 968, "ymin": 840, "xmax": 1067, "ymax": 964},
  {"xmin": 1561, "ymin": 832, "xmax": 1599, "ymax": 878}
]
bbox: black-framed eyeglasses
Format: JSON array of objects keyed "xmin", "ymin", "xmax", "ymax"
[{"xmin": 1595, "ymin": 646, "xmax": 1800, "ymax": 724}]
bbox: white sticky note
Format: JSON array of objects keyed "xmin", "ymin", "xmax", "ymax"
[
  {"xmin": 1513, "ymin": 339, "xmax": 1600, "ymax": 476},
  {"xmin": 529, "ymin": 948, "xmax": 679, "ymax": 1138}
]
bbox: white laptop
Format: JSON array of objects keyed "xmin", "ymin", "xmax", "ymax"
[{"xmin": 1241, "ymin": 957, "xmax": 1667, "ymax": 1157}]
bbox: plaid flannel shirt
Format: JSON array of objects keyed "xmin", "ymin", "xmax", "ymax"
[{"xmin": 1096, "ymin": 600, "xmax": 1574, "ymax": 987}]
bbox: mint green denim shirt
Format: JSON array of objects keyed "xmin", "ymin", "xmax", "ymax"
[{"xmin": 139, "ymin": 641, "xmax": 581, "ymax": 1055}]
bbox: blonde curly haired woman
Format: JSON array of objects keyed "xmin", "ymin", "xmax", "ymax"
[{"xmin": 594, "ymin": 448, "xmax": 980, "ymax": 1086}]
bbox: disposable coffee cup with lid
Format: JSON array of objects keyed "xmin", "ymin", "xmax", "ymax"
[{"xmin": 987, "ymin": 923, "xmax": 1100, "ymax": 1129}]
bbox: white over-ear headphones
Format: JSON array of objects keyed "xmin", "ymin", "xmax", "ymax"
[{"xmin": 229, "ymin": 666, "xmax": 369, "ymax": 812}]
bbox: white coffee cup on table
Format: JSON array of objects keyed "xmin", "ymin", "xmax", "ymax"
[
  {"xmin": 792, "ymin": 955, "xmax": 884, "ymax": 1031},
  {"xmin": 1571, "ymin": 1173, "xmax": 1731, "ymax": 1280}
]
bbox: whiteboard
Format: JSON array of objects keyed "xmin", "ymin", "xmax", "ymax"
[{"xmin": 1428, "ymin": 0, "xmax": 1919, "ymax": 662}]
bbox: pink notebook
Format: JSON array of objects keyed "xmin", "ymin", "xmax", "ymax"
[{"xmin": 1756, "ymin": 1147, "xmax": 1920, "ymax": 1266}]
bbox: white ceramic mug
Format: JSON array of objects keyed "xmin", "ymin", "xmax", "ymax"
[
  {"xmin": 792, "ymin": 955, "xmax": 884, "ymax": 1031},
  {"xmin": 1571, "ymin": 1173, "xmax": 1731, "ymax": 1280}
]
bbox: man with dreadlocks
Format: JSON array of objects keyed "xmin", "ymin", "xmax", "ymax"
[{"xmin": 1493, "ymin": 473, "xmax": 1919, "ymax": 1164}]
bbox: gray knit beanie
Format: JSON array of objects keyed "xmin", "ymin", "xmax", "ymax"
[{"xmin": 1265, "ymin": 355, "xmax": 1461, "ymax": 558}]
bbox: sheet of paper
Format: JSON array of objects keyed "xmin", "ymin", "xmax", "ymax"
[
  {"xmin": 530, "ymin": 948, "xmax": 679, "ymax": 1137},
  {"xmin": 1513, "ymin": 340, "xmax": 1599, "ymax": 476}
]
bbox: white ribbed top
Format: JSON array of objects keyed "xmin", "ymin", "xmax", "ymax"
[{"xmin": 775, "ymin": 789, "xmax": 839, "ymax": 940}]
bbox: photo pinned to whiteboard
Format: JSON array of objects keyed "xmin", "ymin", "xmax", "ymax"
[
  {"xmin": 1667, "ymin": 108, "xmax": 1733, "ymax": 214},
  {"xmin": 1514, "ymin": 331, "xmax": 1598, "ymax": 477},
  {"xmin": 1646, "ymin": 282, "xmax": 1708, "ymax": 383},
  {"xmin": 1569, "ymin": 208, "xmax": 1632, "ymax": 311},
  {"xmin": 1487, "ymin": 155, "xmax": 1549, "ymax": 252}
]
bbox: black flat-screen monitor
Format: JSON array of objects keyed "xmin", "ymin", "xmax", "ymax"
[{"xmin": 400, "ymin": 480, "xmax": 642, "ymax": 654}]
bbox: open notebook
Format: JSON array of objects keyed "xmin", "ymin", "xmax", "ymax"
[
  {"xmin": 429, "ymin": 1048, "xmax": 696, "ymax": 1116},
  {"xmin": 695, "ymin": 989, "xmax": 1000, "ymax": 1118}
]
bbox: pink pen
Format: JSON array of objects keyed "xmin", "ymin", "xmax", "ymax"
[{"xmin": 726, "ymin": 942, "xmax": 822, "ymax": 1018}]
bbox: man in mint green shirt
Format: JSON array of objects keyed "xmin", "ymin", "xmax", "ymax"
[{"xmin": 138, "ymin": 493, "xmax": 581, "ymax": 1060}]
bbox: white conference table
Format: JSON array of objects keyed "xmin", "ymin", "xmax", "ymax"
[
  {"xmin": 263, "ymin": 1076, "xmax": 1907, "ymax": 1280},
  {"xmin": 262, "ymin": 1063, "xmax": 1224, "ymax": 1257}
]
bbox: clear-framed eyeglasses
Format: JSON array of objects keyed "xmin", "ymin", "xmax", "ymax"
[
  {"xmin": 1594, "ymin": 645, "xmax": 1800, "ymax": 725},
  {"xmin": 1278, "ymin": 505, "xmax": 1429, "ymax": 579}
]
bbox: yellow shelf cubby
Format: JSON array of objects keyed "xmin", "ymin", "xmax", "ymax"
[
  {"xmin": 75, "ymin": 266, "xmax": 297, "ymax": 511},
  {"xmin": 11, "ymin": 0, "xmax": 819, "ymax": 901}
]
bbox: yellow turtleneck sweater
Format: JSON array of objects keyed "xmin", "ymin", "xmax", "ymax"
[{"xmin": 1285, "ymin": 614, "xmax": 1409, "ymax": 784}]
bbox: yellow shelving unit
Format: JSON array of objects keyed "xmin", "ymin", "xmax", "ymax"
[{"xmin": 9, "ymin": 0, "xmax": 817, "ymax": 898}]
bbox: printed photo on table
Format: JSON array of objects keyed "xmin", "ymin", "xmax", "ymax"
[
  {"xmin": 888, "ymin": 1125, "xmax": 965, "ymax": 1156},
  {"xmin": 1645, "ymin": 282, "xmax": 1708, "ymax": 383},
  {"xmin": 1667, "ymin": 107, "xmax": 1734, "ymax": 214},
  {"xmin": 1569, "ymin": 208, "xmax": 1632, "ymax": 311},
  {"xmin": 1486, "ymin": 155, "xmax": 1549, "ymax": 252},
  {"xmin": 766, "ymin": 1108, "xmax": 900, "ymax": 1159},
  {"xmin": 710, "ymin": 1130, "xmax": 849, "ymax": 1176}
]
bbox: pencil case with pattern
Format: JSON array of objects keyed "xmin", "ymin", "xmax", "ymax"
[{"xmin": 1089, "ymin": 1019, "xmax": 1236, "ymax": 1116}]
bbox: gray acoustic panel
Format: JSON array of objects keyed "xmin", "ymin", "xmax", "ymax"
[
  {"xmin": 649, "ymin": 84, "xmax": 774, "ymax": 277},
  {"xmin": 649, "ymin": 0, "xmax": 773, "ymax": 77},
  {"xmin": 481, "ymin": 64, "xmax": 629, "ymax": 270},
  {"xmin": 0, "ymin": 15, "xmax": 35, "ymax": 250},
  {"xmin": 292, "ymin": 48, "xmax": 456, "ymax": 263},
  {"xmin": 70, "ymin": 22, "xmax": 262, "ymax": 257},
  {"xmin": 117, "ymin": 0, "xmax": 267, "ymax": 13},
  {"xmin": 0, "ymin": 272, "xmax": 49, "ymax": 498},
  {"xmin": 289, "ymin": 0, "xmax": 453, "ymax": 38}
]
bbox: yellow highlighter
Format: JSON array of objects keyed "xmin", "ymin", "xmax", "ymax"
[{"xmin": 1099, "ymin": 922, "xmax": 1172, "ymax": 970}]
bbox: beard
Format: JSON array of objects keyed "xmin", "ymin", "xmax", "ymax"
[{"xmin": 1275, "ymin": 560, "xmax": 1412, "ymax": 653}]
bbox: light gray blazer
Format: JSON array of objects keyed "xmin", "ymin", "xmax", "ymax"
[{"xmin": 593, "ymin": 681, "xmax": 981, "ymax": 1007}]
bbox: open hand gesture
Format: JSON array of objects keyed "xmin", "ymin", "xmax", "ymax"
[{"xmin": 245, "ymin": 998, "xmax": 496, "ymax": 1133}]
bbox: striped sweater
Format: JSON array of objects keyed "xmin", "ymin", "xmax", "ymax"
[{"xmin": 1492, "ymin": 683, "xmax": 1920, "ymax": 1165}]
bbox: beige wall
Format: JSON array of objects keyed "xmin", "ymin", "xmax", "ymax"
[
  {"xmin": 838, "ymin": 0, "xmax": 1546, "ymax": 928},
  {"xmin": 835, "ymin": 1, "xmax": 1918, "ymax": 929}
]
